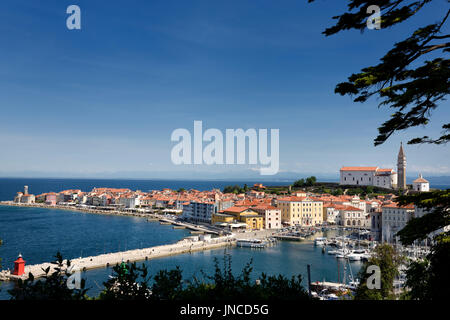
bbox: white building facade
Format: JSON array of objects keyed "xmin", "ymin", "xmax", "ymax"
[
  {"xmin": 182, "ymin": 201, "xmax": 218, "ymax": 223},
  {"xmin": 412, "ymin": 174, "xmax": 430, "ymax": 192},
  {"xmin": 340, "ymin": 167, "xmax": 397, "ymax": 189},
  {"xmin": 253, "ymin": 205, "xmax": 282, "ymax": 229},
  {"xmin": 381, "ymin": 203, "xmax": 415, "ymax": 243}
]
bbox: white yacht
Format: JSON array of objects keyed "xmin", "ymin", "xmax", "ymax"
[
  {"xmin": 314, "ymin": 237, "xmax": 327, "ymax": 246},
  {"xmin": 335, "ymin": 249, "xmax": 350, "ymax": 259},
  {"xmin": 347, "ymin": 249, "xmax": 367, "ymax": 261}
]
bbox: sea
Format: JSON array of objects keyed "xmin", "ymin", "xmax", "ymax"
[{"xmin": 0, "ymin": 178, "xmax": 448, "ymax": 299}]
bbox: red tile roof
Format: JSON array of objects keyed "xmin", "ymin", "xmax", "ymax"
[{"xmin": 341, "ymin": 166, "xmax": 378, "ymax": 171}]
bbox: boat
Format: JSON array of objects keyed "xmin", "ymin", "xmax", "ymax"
[
  {"xmin": 335, "ymin": 249, "xmax": 350, "ymax": 259},
  {"xmin": 236, "ymin": 239, "xmax": 267, "ymax": 248},
  {"xmin": 314, "ymin": 237, "xmax": 327, "ymax": 246}
]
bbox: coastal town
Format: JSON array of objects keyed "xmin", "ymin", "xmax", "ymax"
[
  {"xmin": 0, "ymin": 144, "xmax": 447, "ymax": 301},
  {"xmin": 3, "ymin": 144, "xmax": 439, "ymax": 244}
]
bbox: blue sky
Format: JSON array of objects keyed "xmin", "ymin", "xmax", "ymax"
[{"xmin": 0, "ymin": 0, "xmax": 449, "ymax": 179}]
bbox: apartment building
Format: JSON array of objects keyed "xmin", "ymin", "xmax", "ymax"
[{"xmin": 277, "ymin": 196, "xmax": 323, "ymax": 226}]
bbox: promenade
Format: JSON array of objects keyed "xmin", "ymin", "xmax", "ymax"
[{"xmin": 0, "ymin": 235, "xmax": 236, "ymax": 281}]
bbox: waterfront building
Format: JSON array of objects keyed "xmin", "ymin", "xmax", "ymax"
[
  {"xmin": 397, "ymin": 142, "xmax": 407, "ymax": 190},
  {"xmin": 412, "ymin": 174, "xmax": 429, "ymax": 192},
  {"xmin": 182, "ymin": 201, "xmax": 218, "ymax": 224},
  {"xmin": 211, "ymin": 212, "xmax": 235, "ymax": 225},
  {"xmin": 381, "ymin": 202, "xmax": 415, "ymax": 243},
  {"xmin": 13, "ymin": 192, "xmax": 23, "ymax": 203},
  {"xmin": 118, "ymin": 195, "xmax": 141, "ymax": 208},
  {"xmin": 45, "ymin": 193, "xmax": 57, "ymax": 206},
  {"xmin": 220, "ymin": 206, "xmax": 264, "ymax": 230},
  {"xmin": 35, "ymin": 193, "xmax": 47, "ymax": 203},
  {"xmin": 323, "ymin": 204, "xmax": 365, "ymax": 228},
  {"xmin": 277, "ymin": 196, "xmax": 323, "ymax": 227},
  {"xmin": 14, "ymin": 186, "xmax": 35, "ymax": 204},
  {"xmin": 20, "ymin": 193, "xmax": 35, "ymax": 204},
  {"xmin": 139, "ymin": 196, "xmax": 156, "ymax": 208},
  {"xmin": 339, "ymin": 205, "xmax": 366, "ymax": 228},
  {"xmin": 322, "ymin": 203, "xmax": 340, "ymax": 224},
  {"xmin": 252, "ymin": 205, "xmax": 282, "ymax": 229}
]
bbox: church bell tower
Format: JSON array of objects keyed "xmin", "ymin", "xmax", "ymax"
[{"xmin": 397, "ymin": 142, "xmax": 406, "ymax": 190}]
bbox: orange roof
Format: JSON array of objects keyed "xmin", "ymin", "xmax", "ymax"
[
  {"xmin": 223, "ymin": 206, "xmax": 252, "ymax": 213},
  {"xmin": 383, "ymin": 203, "xmax": 414, "ymax": 209},
  {"xmin": 277, "ymin": 196, "xmax": 308, "ymax": 202},
  {"xmin": 341, "ymin": 166, "xmax": 378, "ymax": 171},
  {"xmin": 253, "ymin": 205, "xmax": 278, "ymax": 210}
]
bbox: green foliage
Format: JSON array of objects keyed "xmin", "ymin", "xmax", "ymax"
[
  {"xmin": 310, "ymin": 0, "xmax": 450, "ymax": 146},
  {"xmin": 177, "ymin": 188, "xmax": 186, "ymax": 193},
  {"xmin": 99, "ymin": 254, "xmax": 309, "ymax": 301},
  {"xmin": 346, "ymin": 188, "xmax": 364, "ymax": 196},
  {"xmin": 9, "ymin": 253, "xmax": 310, "ymax": 301},
  {"xmin": 150, "ymin": 267, "xmax": 184, "ymax": 300},
  {"xmin": 293, "ymin": 176, "xmax": 317, "ymax": 188},
  {"xmin": 293, "ymin": 179, "xmax": 305, "ymax": 188},
  {"xmin": 178, "ymin": 255, "xmax": 309, "ymax": 301},
  {"xmin": 8, "ymin": 252, "xmax": 88, "ymax": 300},
  {"xmin": 311, "ymin": 0, "xmax": 449, "ymax": 300},
  {"xmin": 223, "ymin": 185, "xmax": 245, "ymax": 194},
  {"xmin": 309, "ymin": 0, "xmax": 434, "ymax": 35},
  {"xmin": 354, "ymin": 244, "xmax": 403, "ymax": 300},
  {"xmin": 99, "ymin": 261, "xmax": 151, "ymax": 300},
  {"xmin": 402, "ymin": 238, "xmax": 450, "ymax": 300},
  {"xmin": 396, "ymin": 190, "xmax": 450, "ymax": 244}
]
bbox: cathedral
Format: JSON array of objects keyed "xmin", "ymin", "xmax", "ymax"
[{"xmin": 339, "ymin": 143, "xmax": 408, "ymax": 190}]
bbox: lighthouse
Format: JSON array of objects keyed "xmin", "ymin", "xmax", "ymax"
[{"xmin": 13, "ymin": 254, "xmax": 26, "ymax": 276}]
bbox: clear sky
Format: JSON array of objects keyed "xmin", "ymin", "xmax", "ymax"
[{"xmin": 0, "ymin": 0, "xmax": 449, "ymax": 179}]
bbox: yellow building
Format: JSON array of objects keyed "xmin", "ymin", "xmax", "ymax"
[
  {"xmin": 211, "ymin": 212, "xmax": 235, "ymax": 225},
  {"xmin": 221, "ymin": 206, "xmax": 264, "ymax": 230},
  {"xmin": 277, "ymin": 196, "xmax": 323, "ymax": 226}
]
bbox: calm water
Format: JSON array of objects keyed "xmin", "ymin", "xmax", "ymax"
[
  {"xmin": 0, "ymin": 205, "xmax": 361, "ymax": 299},
  {"xmin": 0, "ymin": 178, "xmax": 448, "ymax": 299}
]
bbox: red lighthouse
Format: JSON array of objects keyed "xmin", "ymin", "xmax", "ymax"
[{"xmin": 13, "ymin": 254, "xmax": 26, "ymax": 276}]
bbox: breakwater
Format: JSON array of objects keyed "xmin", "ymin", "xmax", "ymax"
[{"xmin": 0, "ymin": 235, "xmax": 235, "ymax": 281}]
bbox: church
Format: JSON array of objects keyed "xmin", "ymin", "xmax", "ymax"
[{"xmin": 339, "ymin": 143, "xmax": 409, "ymax": 190}]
